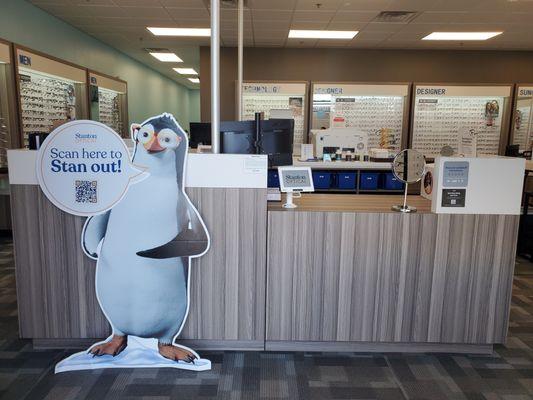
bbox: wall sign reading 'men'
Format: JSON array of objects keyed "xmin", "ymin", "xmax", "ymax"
[{"xmin": 36, "ymin": 120, "xmax": 148, "ymax": 216}]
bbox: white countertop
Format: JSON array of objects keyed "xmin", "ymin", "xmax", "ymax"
[
  {"xmin": 293, "ymin": 158, "xmax": 392, "ymax": 170},
  {"xmin": 7, "ymin": 149, "xmax": 267, "ymax": 189}
]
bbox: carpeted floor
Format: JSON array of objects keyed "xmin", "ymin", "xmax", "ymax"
[{"xmin": 3, "ymin": 238, "xmax": 533, "ymax": 399}]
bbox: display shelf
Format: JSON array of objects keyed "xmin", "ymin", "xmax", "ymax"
[
  {"xmin": 511, "ymin": 85, "xmax": 533, "ymax": 152},
  {"xmin": 0, "ymin": 39, "xmax": 18, "ymax": 170},
  {"xmin": 88, "ymin": 71, "xmax": 128, "ymax": 137},
  {"xmin": 239, "ymin": 81, "xmax": 308, "ymax": 146},
  {"xmin": 15, "ymin": 46, "xmax": 88, "ymax": 146},
  {"xmin": 310, "ymin": 82, "xmax": 411, "ymax": 152},
  {"xmin": 411, "ymin": 84, "xmax": 512, "ymax": 158}
]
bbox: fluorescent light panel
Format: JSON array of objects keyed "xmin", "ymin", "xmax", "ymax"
[
  {"xmin": 149, "ymin": 52, "xmax": 182, "ymax": 62},
  {"xmin": 189, "ymin": 78, "xmax": 200, "ymax": 83},
  {"xmin": 173, "ymin": 68, "xmax": 198, "ymax": 75},
  {"xmin": 288, "ymin": 30, "xmax": 358, "ymax": 39},
  {"xmin": 147, "ymin": 27, "xmax": 211, "ymax": 37},
  {"xmin": 423, "ymin": 32, "xmax": 503, "ymax": 41}
]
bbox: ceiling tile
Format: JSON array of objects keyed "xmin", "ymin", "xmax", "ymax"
[
  {"xmin": 412, "ymin": 11, "xmax": 467, "ymax": 24},
  {"xmin": 286, "ymin": 38, "xmax": 319, "ymax": 46},
  {"xmin": 293, "ymin": 10, "xmax": 336, "ymax": 21},
  {"xmin": 385, "ymin": 0, "xmax": 440, "ymax": 12},
  {"xmin": 112, "ymin": 0, "xmax": 161, "ymax": 6},
  {"xmin": 291, "ymin": 21, "xmax": 330, "ymax": 29},
  {"xmin": 166, "ymin": 7, "xmax": 209, "ymax": 19},
  {"xmin": 253, "ymin": 29, "xmax": 289, "ymax": 39},
  {"xmin": 339, "ymin": 0, "xmax": 391, "ymax": 11},
  {"xmin": 121, "ymin": 6, "xmax": 170, "ymax": 18},
  {"xmin": 252, "ymin": 10, "xmax": 293, "ymax": 21},
  {"xmin": 158, "ymin": 0, "xmax": 206, "ymax": 7},
  {"xmin": 315, "ymin": 39, "xmax": 351, "ymax": 47},
  {"xmin": 326, "ymin": 21, "xmax": 366, "ymax": 30},
  {"xmin": 253, "ymin": 20, "xmax": 291, "ymax": 30},
  {"xmin": 356, "ymin": 31, "xmax": 393, "ymax": 40},
  {"xmin": 248, "ymin": 0, "xmax": 297, "ymax": 10},
  {"xmin": 295, "ymin": 0, "xmax": 342, "ymax": 11},
  {"xmin": 330, "ymin": 11, "xmax": 380, "ymax": 22},
  {"xmin": 220, "ymin": 8, "xmax": 252, "ymax": 20},
  {"xmin": 362, "ymin": 22, "xmax": 406, "ymax": 33},
  {"xmin": 349, "ymin": 39, "xmax": 386, "ymax": 47}
]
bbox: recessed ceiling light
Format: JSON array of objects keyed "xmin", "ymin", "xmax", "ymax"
[
  {"xmin": 288, "ymin": 30, "xmax": 358, "ymax": 39},
  {"xmin": 422, "ymin": 32, "xmax": 503, "ymax": 41},
  {"xmin": 149, "ymin": 52, "xmax": 183, "ymax": 62},
  {"xmin": 147, "ymin": 27, "xmax": 211, "ymax": 37},
  {"xmin": 189, "ymin": 78, "xmax": 200, "ymax": 83},
  {"xmin": 173, "ymin": 68, "xmax": 198, "ymax": 75}
]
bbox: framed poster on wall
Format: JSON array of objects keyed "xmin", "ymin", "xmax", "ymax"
[
  {"xmin": 411, "ymin": 84, "xmax": 512, "ymax": 158},
  {"xmin": 238, "ymin": 81, "xmax": 308, "ymax": 146},
  {"xmin": 310, "ymin": 82, "xmax": 411, "ymax": 152},
  {"xmin": 510, "ymin": 85, "xmax": 533, "ymax": 152},
  {"xmin": 15, "ymin": 46, "xmax": 89, "ymax": 147},
  {"xmin": 88, "ymin": 70, "xmax": 128, "ymax": 138}
]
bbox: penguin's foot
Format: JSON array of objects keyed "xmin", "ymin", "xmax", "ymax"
[
  {"xmin": 89, "ymin": 335, "xmax": 127, "ymax": 357},
  {"xmin": 158, "ymin": 343, "xmax": 197, "ymax": 363}
]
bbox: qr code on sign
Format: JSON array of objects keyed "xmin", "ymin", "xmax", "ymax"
[{"xmin": 75, "ymin": 180, "xmax": 97, "ymax": 203}]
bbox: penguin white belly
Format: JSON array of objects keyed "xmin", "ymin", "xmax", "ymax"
[{"xmin": 96, "ymin": 176, "xmax": 187, "ymax": 342}]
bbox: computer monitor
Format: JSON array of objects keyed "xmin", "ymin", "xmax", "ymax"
[
  {"xmin": 189, "ymin": 122, "xmax": 212, "ymax": 148},
  {"xmin": 258, "ymin": 119, "xmax": 294, "ymax": 167},
  {"xmin": 219, "ymin": 121, "xmax": 256, "ymax": 154}
]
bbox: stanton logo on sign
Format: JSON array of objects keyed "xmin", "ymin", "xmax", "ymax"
[
  {"xmin": 19, "ymin": 54, "xmax": 31, "ymax": 66},
  {"xmin": 75, "ymin": 132, "xmax": 98, "ymax": 143}
]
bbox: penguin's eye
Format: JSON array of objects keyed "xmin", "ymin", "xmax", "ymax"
[
  {"xmin": 157, "ymin": 129, "xmax": 180, "ymax": 149},
  {"xmin": 137, "ymin": 126, "xmax": 154, "ymax": 144}
]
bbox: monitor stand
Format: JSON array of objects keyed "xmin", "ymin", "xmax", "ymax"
[{"xmin": 283, "ymin": 192, "xmax": 298, "ymax": 209}]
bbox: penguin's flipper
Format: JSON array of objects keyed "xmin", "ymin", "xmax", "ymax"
[
  {"xmin": 82, "ymin": 211, "xmax": 111, "ymax": 259},
  {"xmin": 137, "ymin": 201, "xmax": 208, "ymax": 259},
  {"xmin": 136, "ymin": 230, "xmax": 208, "ymax": 259}
]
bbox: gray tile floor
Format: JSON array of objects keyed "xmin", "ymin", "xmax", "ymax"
[{"xmin": 3, "ymin": 239, "xmax": 533, "ymax": 399}]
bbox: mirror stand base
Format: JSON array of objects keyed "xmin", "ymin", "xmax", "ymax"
[{"xmin": 391, "ymin": 205, "xmax": 417, "ymax": 213}]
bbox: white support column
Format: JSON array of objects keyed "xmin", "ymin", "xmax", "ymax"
[
  {"xmin": 237, "ymin": 0, "xmax": 244, "ymax": 121},
  {"xmin": 210, "ymin": 0, "xmax": 220, "ymax": 153}
]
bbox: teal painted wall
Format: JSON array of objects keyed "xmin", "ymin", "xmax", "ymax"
[
  {"xmin": 188, "ymin": 90, "xmax": 201, "ymax": 123},
  {"xmin": 0, "ymin": 0, "xmax": 196, "ymax": 128}
]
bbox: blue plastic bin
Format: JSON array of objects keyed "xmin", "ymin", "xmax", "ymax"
[
  {"xmin": 337, "ymin": 172, "xmax": 357, "ymax": 189},
  {"xmin": 268, "ymin": 170, "xmax": 280, "ymax": 188},
  {"xmin": 312, "ymin": 171, "xmax": 332, "ymax": 189},
  {"xmin": 359, "ymin": 172, "xmax": 380, "ymax": 190},
  {"xmin": 383, "ymin": 173, "xmax": 404, "ymax": 190}
]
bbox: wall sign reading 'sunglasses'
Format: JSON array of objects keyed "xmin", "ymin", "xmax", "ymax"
[
  {"xmin": 240, "ymin": 81, "xmax": 308, "ymax": 146},
  {"xmin": 411, "ymin": 84, "xmax": 512, "ymax": 158},
  {"xmin": 511, "ymin": 85, "xmax": 533, "ymax": 152}
]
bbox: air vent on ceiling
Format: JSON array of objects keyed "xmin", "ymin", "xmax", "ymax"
[{"xmin": 373, "ymin": 11, "xmax": 418, "ymax": 23}]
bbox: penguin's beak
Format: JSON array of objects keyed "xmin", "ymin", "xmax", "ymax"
[{"xmin": 144, "ymin": 134, "xmax": 165, "ymax": 153}]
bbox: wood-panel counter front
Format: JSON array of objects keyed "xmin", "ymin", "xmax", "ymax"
[{"xmin": 266, "ymin": 194, "xmax": 518, "ymax": 353}]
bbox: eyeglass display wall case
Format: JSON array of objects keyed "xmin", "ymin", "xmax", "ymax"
[
  {"xmin": 310, "ymin": 82, "xmax": 411, "ymax": 152},
  {"xmin": 410, "ymin": 83, "xmax": 513, "ymax": 159},
  {"xmin": 0, "ymin": 38, "xmax": 19, "ymax": 171},
  {"xmin": 510, "ymin": 84, "xmax": 533, "ymax": 153},
  {"xmin": 88, "ymin": 70, "xmax": 128, "ymax": 138},
  {"xmin": 238, "ymin": 81, "xmax": 309, "ymax": 146},
  {"xmin": 14, "ymin": 45, "xmax": 88, "ymax": 147}
]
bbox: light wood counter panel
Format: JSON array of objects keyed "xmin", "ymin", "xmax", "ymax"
[
  {"xmin": 268, "ymin": 194, "xmax": 432, "ymax": 213},
  {"xmin": 11, "ymin": 185, "xmax": 267, "ymax": 345},
  {"xmin": 266, "ymin": 211, "xmax": 518, "ymax": 345}
]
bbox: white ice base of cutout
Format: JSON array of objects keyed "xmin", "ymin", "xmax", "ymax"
[{"xmin": 55, "ymin": 336, "xmax": 211, "ymax": 373}]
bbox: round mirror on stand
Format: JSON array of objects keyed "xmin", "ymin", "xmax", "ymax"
[{"xmin": 391, "ymin": 149, "xmax": 426, "ymax": 213}]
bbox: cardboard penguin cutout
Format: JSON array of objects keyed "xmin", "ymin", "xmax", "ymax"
[{"xmin": 55, "ymin": 113, "xmax": 211, "ymax": 373}]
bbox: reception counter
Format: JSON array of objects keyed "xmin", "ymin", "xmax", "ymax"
[{"xmin": 7, "ymin": 151, "xmax": 520, "ymax": 354}]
